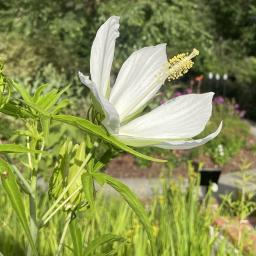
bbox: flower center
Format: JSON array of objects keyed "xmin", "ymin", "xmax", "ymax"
[{"xmin": 168, "ymin": 48, "xmax": 199, "ymax": 81}]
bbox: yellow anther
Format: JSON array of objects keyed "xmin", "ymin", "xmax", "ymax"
[{"xmin": 168, "ymin": 48, "xmax": 199, "ymax": 81}]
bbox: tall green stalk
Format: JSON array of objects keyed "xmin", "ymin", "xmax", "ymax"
[
  {"xmin": 28, "ymin": 174, "xmax": 38, "ymax": 256},
  {"xmin": 26, "ymin": 131, "xmax": 44, "ymax": 256},
  {"xmin": 56, "ymin": 213, "xmax": 72, "ymax": 256}
]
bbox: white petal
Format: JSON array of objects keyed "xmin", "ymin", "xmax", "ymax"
[
  {"xmin": 90, "ymin": 16, "xmax": 120, "ymax": 96},
  {"xmin": 115, "ymin": 122, "xmax": 222, "ymax": 149},
  {"xmin": 119, "ymin": 93, "xmax": 214, "ymax": 139},
  {"xmin": 114, "ymin": 134, "xmax": 163, "ymax": 147},
  {"xmin": 109, "ymin": 44, "xmax": 168, "ymax": 122},
  {"xmin": 79, "ymin": 72, "xmax": 120, "ymax": 133},
  {"xmin": 154, "ymin": 122, "xmax": 223, "ymax": 149}
]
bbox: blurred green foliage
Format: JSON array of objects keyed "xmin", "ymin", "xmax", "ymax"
[
  {"xmin": 0, "ymin": 0, "xmax": 255, "ymax": 159},
  {"xmin": 0, "ymin": 0, "xmax": 255, "ymax": 107},
  {"xmin": 197, "ymin": 100, "xmax": 250, "ymax": 166}
]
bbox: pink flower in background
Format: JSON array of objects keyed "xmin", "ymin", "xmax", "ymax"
[
  {"xmin": 214, "ymin": 96, "xmax": 225, "ymax": 105},
  {"xmin": 234, "ymin": 104, "xmax": 240, "ymax": 110},
  {"xmin": 213, "ymin": 95, "xmax": 246, "ymax": 118},
  {"xmin": 173, "ymin": 91, "xmax": 183, "ymax": 97},
  {"xmin": 239, "ymin": 110, "xmax": 246, "ymax": 118},
  {"xmin": 173, "ymin": 87, "xmax": 193, "ymax": 98},
  {"xmin": 233, "ymin": 103, "xmax": 246, "ymax": 118}
]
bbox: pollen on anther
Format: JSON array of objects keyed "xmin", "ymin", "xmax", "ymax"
[{"xmin": 168, "ymin": 48, "xmax": 199, "ymax": 81}]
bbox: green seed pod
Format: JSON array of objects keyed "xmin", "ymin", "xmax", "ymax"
[{"xmin": 48, "ymin": 140, "xmax": 87, "ymax": 210}]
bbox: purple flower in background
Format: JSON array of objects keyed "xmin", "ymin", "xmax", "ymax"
[
  {"xmin": 173, "ymin": 87, "xmax": 193, "ymax": 98},
  {"xmin": 234, "ymin": 104, "xmax": 240, "ymax": 110},
  {"xmin": 239, "ymin": 110, "xmax": 246, "ymax": 118},
  {"xmin": 233, "ymin": 103, "xmax": 246, "ymax": 117},
  {"xmin": 214, "ymin": 96, "xmax": 225, "ymax": 105}
]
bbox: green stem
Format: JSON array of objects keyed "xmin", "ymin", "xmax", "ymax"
[
  {"xmin": 42, "ymin": 187, "xmax": 81, "ymax": 226},
  {"xmin": 27, "ymin": 173, "xmax": 38, "ymax": 256},
  {"xmin": 12, "ymin": 164, "xmax": 33, "ymax": 195},
  {"xmin": 56, "ymin": 213, "xmax": 72, "ymax": 256},
  {"xmin": 26, "ymin": 136, "xmax": 40, "ymax": 256}
]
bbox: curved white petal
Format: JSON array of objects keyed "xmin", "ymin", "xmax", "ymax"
[
  {"xmin": 109, "ymin": 44, "xmax": 168, "ymax": 122},
  {"xmin": 114, "ymin": 134, "xmax": 164, "ymax": 147},
  {"xmin": 115, "ymin": 122, "xmax": 222, "ymax": 149},
  {"xmin": 154, "ymin": 122, "xmax": 223, "ymax": 149},
  {"xmin": 90, "ymin": 16, "xmax": 120, "ymax": 97},
  {"xmin": 119, "ymin": 93, "xmax": 214, "ymax": 139},
  {"xmin": 79, "ymin": 72, "xmax": 120, "ymax": 133}
]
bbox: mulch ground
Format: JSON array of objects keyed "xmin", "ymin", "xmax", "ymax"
[
  {"xmin": 214, "ymin": 216, "xmax": 256, "ymax": 254},
  {"xmin": 106, "ymin": 134, "xmax": 256, "ymax": 178}
]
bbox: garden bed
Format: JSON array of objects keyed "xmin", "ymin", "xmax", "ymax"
[{"xmin": 106, "ymin": 134, "xmax": 256, "ymax": 178}]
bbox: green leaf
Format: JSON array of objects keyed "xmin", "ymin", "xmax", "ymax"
[
  {"xmin": 0, "ymin": 101, "xmax": 34, "ymax": 118},
  {"xmin": 69, "ymin": 220, "xmax": 83, "ymax": 256},
  {"xmin": 37, "ymin": 86, "xmax": 69, "ymax": 112},
  {"xmin": 93, "ymin": 173, "xmax": 155, "ymax": 256},
  {"xmin": 12, "ymin": 82, "xmax": 49, "ymax": 116},
  {"xmin": 12, "ymin": 82, "xmax": 32, "ymax": 103},
  {"xmin": 48, "ymin": 140, "xmax": 71, "ymax": 200},
  {"xmin": 33, "ymin": 84, "xmax": 48, "ymax": 103},
  {"xmin": 0, "ymin": 158, "xmax": 37, "ymax": 255},
  {"xmin": 37, "ymin": 89, "xmax": 59, "ymax": 110},
  {"xmin": 52, "ymin": 99, "xmax": 69, "ymax": 114},
  {"xmin": 94, "ymin": 149, "xmax": 114, "ymax": 172},
  {"xmin": 40, "ymin": 117, "xmax": 50, "ymax": 143},
  {"xmin": 81, "ymin": 173, "xmax": 95, "ymax": 207},
  {"xmin": 53, "ymin": 114, "xmax": 166, "ymax": 163},
  {"xmin": 84, "ymin": 234, "xmax": 125, "ymax": 256},
  {"xmin": 0, "ymin": 144, "xmax": 45, "ymax": 154}
]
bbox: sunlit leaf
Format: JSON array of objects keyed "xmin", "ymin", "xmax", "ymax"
[
  {"xmin": 69, "ymin": 220, "xmax": 83, "ymax": 256},
  {"xmin": 0, "ymin": 144, "xmax": 45, "ymax": 154},
  {"xmin": 0, "ymin": 101, "xmax": 34, "ymax": 118},
  {"xmin": 12, "ymin": 82, "xmax": 31, "ymax": 103},
  {"xmin": 0, "ymin": 158, "xmax": 37, "ymax": 255},
  {"xmin": 84, "ymin": 233, "xmax": 125, "ymax": 256},
  {"xmin": 36, "ymin": 86, "xmax": 69, "ymax": 112},
  {"xmin": 33, "ymin": 84, "xmax": 48, "ymax": 103},
  {"xmin": 93, "ymin": 173, "xmax": 155, "ymax": 256},
  {"xmin": 40, "ymin": 117, "xmax": 50, "ymax": 143},
  {"xmin": 81, "ymin": 173, "xmax": 95, "ymax": 207}
]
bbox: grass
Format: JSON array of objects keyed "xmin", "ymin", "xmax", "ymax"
[{"xmin": 0, "ymin": 173, "xmax": 239, "ymax": 256}]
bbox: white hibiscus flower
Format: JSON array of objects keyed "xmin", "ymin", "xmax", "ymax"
[{"xmin": 79, "ymin": 16, "xmax": 222, "ymax": 149}]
